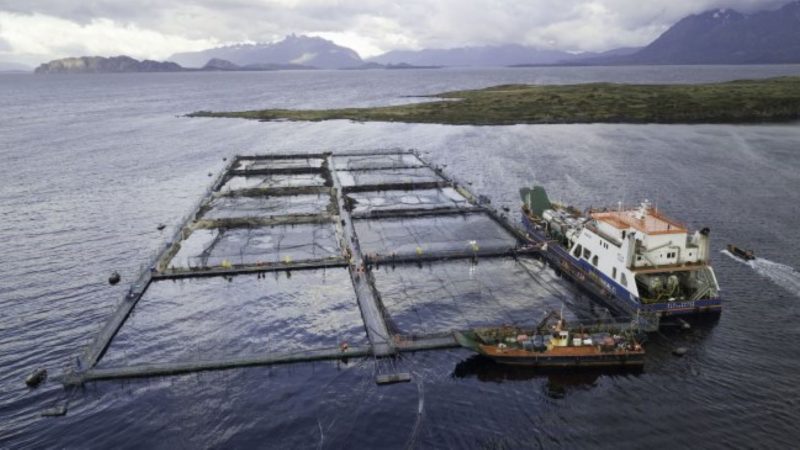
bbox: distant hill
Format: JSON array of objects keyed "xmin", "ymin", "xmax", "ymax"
[
  {"xmin": 633, "ymin": 2, "xmax": 800, "ymax": 64},
  {"xmin": 31, "ymin": 54, "xmax": 439, "ymax": 74},
  {"xmin": 368, "ymin": 44, "xmax": 581, "ymax": 66},
  {"xmin": 513, "ymin": 47, "xmax": 641, "ymax": 66},
  {"xmin": 169, "ymin": 34, "xmax": 362, "ymax": 69},
  {"xmin": 572, "ymin": 1, "xmax": 800, "ymax": 65},
  {"xmin": 34, "ymin": 56, "xmax": 182, "ymax": 74},
  {"xmin": 201, "ymin": 58, "xmax": 315, "ymax": 71},
  {"xmin": 0, "ymin": 61, "xmax": 32, "ymax": 72},
  {"xmin": 335, "ymin": 61, "xmax": 441, "ymax": 71}
]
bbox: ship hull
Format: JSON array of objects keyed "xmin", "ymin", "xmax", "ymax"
[
  {"xmin": 454, "ymin": 331, "xmax": 645, "ymax": 368},
  {"xmin": 483, "ymin": 352, "xmax": 645, "ymax": 367},
  {"xmin": 521, "ymin": 213, "xmax": 721, "ymax": 318}
]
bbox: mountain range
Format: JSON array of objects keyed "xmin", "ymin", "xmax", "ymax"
[
  {"xmin": 626, "ymin": 1, "xmax": 800, "ymax": 64},
  {"xmin": 169, "ymin": 34, "xmax": 362, "ymax": 69},
  {"xmin": 29, "ymin": 1, "xmax": 800, "ymax": 74},
  {"xmin": 569, "ymin": 1, "xmax": 800, "ymax": 65},
  {"xmin": 368, "ymin": 44, "xmax": 583, "ymax": 67}
]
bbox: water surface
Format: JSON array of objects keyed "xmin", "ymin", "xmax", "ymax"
[{"xmin": 2, "ymin": 66, "xmax": 800, "ymax": 448}]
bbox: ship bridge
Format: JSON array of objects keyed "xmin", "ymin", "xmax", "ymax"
[{"xmin": 588, "ymin": 201, "xmax": 708, "ymax": 269}]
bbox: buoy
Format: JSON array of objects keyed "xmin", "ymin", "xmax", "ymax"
[
  {"xmin": 673, "ymin": 347, "xmax": 688, "ymax": 357},
  {"xmin": 25, "ymin": 368, "xmax": 47, "ymax": 388},
  {"xmin": 156, "ymin": 223, "xmax": 166, "ymax": 231},
  {"xmin": 108, "ymin": 271, "xmax": 121, "ymax": 285}
]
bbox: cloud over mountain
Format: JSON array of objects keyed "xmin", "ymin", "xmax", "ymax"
[{"xmin": 0, "ymin": 0, "xmax": 793, "ymax": 66}]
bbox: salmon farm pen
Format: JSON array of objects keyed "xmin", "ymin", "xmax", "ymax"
[{"xmin": 54, "ymin": 149, "xmax": 644, "ymax": 399}]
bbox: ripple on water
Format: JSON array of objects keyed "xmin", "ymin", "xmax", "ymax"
[{"xmin": 98, "ymin": 269, "xmax": 367, "ymax": 368}]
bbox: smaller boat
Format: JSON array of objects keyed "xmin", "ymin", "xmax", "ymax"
[
  {"xmin": 454, "ymin": 312, "xmax": 645, "ymax": 368},
  {"xmin": 726, "ymin": 244, "xmax": 755, "ymax": 261}
]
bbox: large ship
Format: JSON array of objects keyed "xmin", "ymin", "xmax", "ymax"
[{"xmin": 520, "ymin": 186, "xmax": 721, "ymax": 317}]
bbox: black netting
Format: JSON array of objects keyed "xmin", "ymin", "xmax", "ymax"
[
  {"xmin": 99, "ymin": 269, "xmax": 366, "ymax": 367},
  {"xmin": 169, "ymin": 224, "xmax": 341, "ymax": 269},
  {"xmin": 372, "ymin": 258, "xmax": 578, "ymax": 336},
  {"xmin": 347, "ymin": 188, "xmax": 468, "ymax": 215},
  {"xmin": 333, "ymin": 154, "xmax": 423, "ymax": 170},
  {"xmin": 201, "ymin": 193, "xmax": 332, "ymax": 220},
  {"xmin": 234, "ymin": 157, "xmax": 324, "ymax": 171},
  {"xmin": 337, "ymin": 167, "xmax": 442, "ymax": 187},
  {"xmin": 219, "ymin": 174, "xmax": 326, "ymax": 191},
  {"xmin": 354, "ymin": 213, "xmax": 517, "ymax": 257}
]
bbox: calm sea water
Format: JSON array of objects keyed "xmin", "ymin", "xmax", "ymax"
[{"xmin": 2, "ymin": 66, "xmax": 800, "ymax": 449}]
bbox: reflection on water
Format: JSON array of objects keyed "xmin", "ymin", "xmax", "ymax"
[{"xmin": 452, "ymin": 354, "xmax": 642, "ymax": 399}]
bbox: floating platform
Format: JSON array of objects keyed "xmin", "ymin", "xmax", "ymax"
[{"xmin": 57, "ymin": 149, "xmax": 626, "ymax": 391}]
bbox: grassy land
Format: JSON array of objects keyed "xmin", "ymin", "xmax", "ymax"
[{"xmin": 188, "ymin": 76, "xmax": 800, "ymax": 125}]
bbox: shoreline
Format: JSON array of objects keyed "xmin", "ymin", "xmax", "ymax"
[{"xmin": 188, "ymin": 76, "xmax": 800, "ymax": 125}]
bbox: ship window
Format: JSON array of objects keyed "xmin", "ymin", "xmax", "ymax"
[
  {"xmin": 583, "ymin": 248, "xmax": 591, "ymax": 259},
  {"xmin": 622, "ymin": 231, "xmax": 627, "ymax": 239},
  {"xmin": 573, "ymin": 245, "xmax": 583, "ymax": 258},
  {"xmin": 621, "ymin": 273, "xmax": 628, "ymax": 287},
  {"xmin": 592, "ymin": 255, "xmax": 599, "ymax": 267},
  {"xmin": 612, "ymin": 267, "xmax": 617, "ymax": 279}
]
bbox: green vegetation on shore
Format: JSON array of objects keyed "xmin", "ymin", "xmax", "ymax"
[{"xmin": 189, "ymin": 76, "xmax": 800, "ymax": 125}]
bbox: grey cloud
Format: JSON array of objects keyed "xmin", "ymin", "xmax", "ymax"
[{"xmin": 0, "ymin": 0, "xmax": 795, "ymax": 64}]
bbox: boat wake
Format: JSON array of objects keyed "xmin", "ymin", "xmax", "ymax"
[{"xmin": 722, "ymin": 250, "xmax": 800, "ymax": 297}]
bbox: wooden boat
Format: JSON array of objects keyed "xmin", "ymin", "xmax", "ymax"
[
  {"xmin": 726, "ymin": 244, "xmax": 755, "ymax": 261},
  {"xmin": 453, "ymin": 313, "xmax": 645, "ymax": 368}
]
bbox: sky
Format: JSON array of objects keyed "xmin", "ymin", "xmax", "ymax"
[{"xmin": 0, "ymin": 0, "xmax": 792, "ymax": 66}]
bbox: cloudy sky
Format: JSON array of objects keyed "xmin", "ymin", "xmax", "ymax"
[{"xmin": 0, "ymin": 0, "xmax": 791, "ymax": 66}]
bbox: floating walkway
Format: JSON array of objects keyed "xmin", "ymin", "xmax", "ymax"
[{"xmin": 58, "ymin": 149, "xmax": 618, "ymax": 391}]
